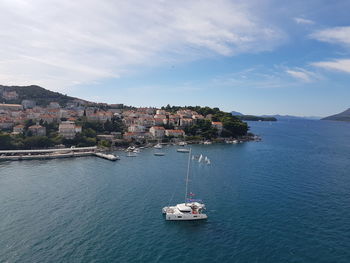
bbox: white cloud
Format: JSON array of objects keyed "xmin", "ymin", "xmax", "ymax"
[
  {"xmin": 0, "ymin": 0, "xmax": 285, "ymax": 91},
  {"xmin": 311, "ymin": 59, "xmax": 350, "ymax": 74},
  {"xmin": 286, "ymin": 69, "xmax": 315, "ymax": 82},
  {"xmin": 294, "ymin": 17, "xmax": 314, "ymax": 25},
  {"xmin": 310, "ymin": 26, "xmax": 350, "ymax": 46}
]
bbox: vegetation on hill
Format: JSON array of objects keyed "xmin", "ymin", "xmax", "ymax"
[
  {"xmin": 0, "ymin": 85, "xmax": 80, "ymax": 106},
  {"xmin": 322, "ymin": 108, "xmax": 350, "ymax": 121},
  {"xmin": 162, "ymin": 105, "xmax": 249, "ymax": 138}
]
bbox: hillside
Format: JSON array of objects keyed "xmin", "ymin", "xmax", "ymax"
[
  {"xmin": 322, "ymin": 108, "xmax": 350, "ymax": 121},
  {"xmin": 231, "ymin": 111, "xmax": 243, "ymax": 116},
  {"xmin": 0, "ymin": 85, "xmax": 85, "ymax": 106}
]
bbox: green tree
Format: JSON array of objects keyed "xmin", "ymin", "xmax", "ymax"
[{"xmin": 0, "ymin": 133, "xmax": 13, "ymax": 149}]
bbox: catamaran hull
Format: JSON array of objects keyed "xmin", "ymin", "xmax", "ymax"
[
  {"xmin": 165, "ymin": 214, "xmax": 208, "ymax": 221},
  {"xmin": 162, "ymin": 205, "xmax": 207, "ymax": 221}
]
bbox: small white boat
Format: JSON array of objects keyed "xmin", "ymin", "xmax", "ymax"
[
  {"xmin": 177, "ymin": 148, "xmax": 190, "ymax": 153},
  {"xmin": 126, "ymin": 152, "xmax": 137, "ymax": 157},
  {"xmin": 154, "ymin": 152, "xmax": 165, "ymax": 156},
  {"xmin": 178, "ymin": 141, "xmax": 187, "ymax": 146},
  {"xmin": 225, "ymin": 140, "xmax": 238, "ymax": 144},
  {"xmin": 154, "ymin": 143, "xmax": 162, "ymax": 149},
  {"xmin": 133, "ymin": 148, "xmax": 141, "ymax": 153},
  {"xmin": 126, "ymin": 146, "xmax": 136, "ymax": 152},
  {"xmin": 203, "ymin": 141, "xmax": 212, "ymax": 145},
  {"xmin": 94, "ymin": 153, "xmax": 120, "ymax": 161}
]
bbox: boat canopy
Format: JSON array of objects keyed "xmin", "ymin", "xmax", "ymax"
[{"xmin": 177, "ymin": 203, "xmax": 192, "ymax": 212}]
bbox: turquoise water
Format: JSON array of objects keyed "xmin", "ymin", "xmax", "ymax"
[{"xmin": 1, "ymin": 120, "xmax": 350, "ymax": 262}]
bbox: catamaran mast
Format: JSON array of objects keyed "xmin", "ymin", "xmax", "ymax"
[{"xmin": 184, "ymin": 148, "xmax": 191, "ymax": 204}]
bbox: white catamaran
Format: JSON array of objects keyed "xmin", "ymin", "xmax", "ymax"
[{"xmin": 162, "ymin": 149, "xmax": 207, "ymax": 221}]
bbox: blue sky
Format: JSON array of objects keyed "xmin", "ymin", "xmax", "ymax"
[{"xmin": 1, "ymin": 0, "xmax": 350, "ymax": 116}]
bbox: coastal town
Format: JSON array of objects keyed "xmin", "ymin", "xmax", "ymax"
[
  {"xmin": 0, "ymin": 86, "xmax": 253, "ymax": 157},
  {"xmin": 0, "ymin": 88, "xmax": 252, "ymax": 152}
]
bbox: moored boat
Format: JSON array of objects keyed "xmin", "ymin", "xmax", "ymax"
[
  {"xmin": 126, "ymin": 152, "xmax": 137, "ymax": 157},
  {"xmin": 154, "ymin": 143, "xmax": 162, "ymax": 149},
  {"xmin": 163, "ymin": 148, "xmax": 207, "ymax": 221},
  {"xmin": 177, "ymin": 148, "xmax": 190, "ymax": 153}
]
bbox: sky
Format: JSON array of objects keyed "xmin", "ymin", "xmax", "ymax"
[{"xmin": 0, "ymin": 0, "xmax": 350, "ymax": 116}]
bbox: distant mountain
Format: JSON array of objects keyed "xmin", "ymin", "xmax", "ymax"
[
  {"xmin": 322, "ymin": 108, "xmax": 350, "ymax": 121},
  {"xmin": 0, "ymin": 85, "xmax": 87, "ymax": 106},
  {"xmin": 231, "ymin": 111, "xmax": 243, "ymax": 116}
]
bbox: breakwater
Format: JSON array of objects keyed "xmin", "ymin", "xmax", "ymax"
[{"xmin": 0, "ymin": 146, "xmax": 118, "ymax": 161}]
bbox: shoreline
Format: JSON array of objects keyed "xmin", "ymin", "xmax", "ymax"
[{"xmin": 0, "ymin": 135, "xmax": 261, "ymax": 162}]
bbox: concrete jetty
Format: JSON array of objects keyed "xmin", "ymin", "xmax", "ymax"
[{"xmin": 0, "ymin": 146, "xmax": 118, "ymax": 162}]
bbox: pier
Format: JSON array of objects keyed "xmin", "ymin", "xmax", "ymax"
[{"xmin": 0, "ymin": 146, "xmax": 118, "ymax": 162}]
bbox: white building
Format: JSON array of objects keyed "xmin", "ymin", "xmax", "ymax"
[
  {"xmin": 156, "ymin": 109, "xmax": 166, "ymax": 115},
  {"xmin": 165, "ymin": 129, "xmax": 185, "ymax": 137},
  {"xmin": 28, "ymin": 124, "xmax": 46, "ymax": 136},
  {"xmin": 59, "ymin": 121, "xmax": 81, "ymax": 139},
  {"xmin": 211, "ymin": 121, "xmax": 223, "ymax": 134},
  {"xmin": 21, "ymin": 100, "xmax": 36, "ymax": 109},
  {"xmin": 149, "ymin": 126, "xmax": 165, "ymax": 138},
  {"xmin": 49, "ymin": 102, "xmax": 61, "ymax": 109},
  {"xmin": 128, "ymin": 124, "xmax": 146, "ymax": 133}
]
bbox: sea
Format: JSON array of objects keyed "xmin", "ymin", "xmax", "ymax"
[{"xmin": 1, "ymin": 119, "xmax": 350, "ymax": 263}]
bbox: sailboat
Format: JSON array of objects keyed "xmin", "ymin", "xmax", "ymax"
[
  {"xmin": 205, "ymin": 156, "xmax": 211, "ymax": 165},
  {"xmin": 198, "ymin": 154, "xmax": 203, "ymax": 163},
  {"xmin": 162, "ymin": 149, "xmax": 207, "ymax": 221}
]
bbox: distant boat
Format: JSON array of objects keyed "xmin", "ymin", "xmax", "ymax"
[
  {"xmin": 178, "ymin": 141, "xmax": 187, "ymax": 146},
  {"xmin": 177, "ymin": 148, "xmax": 190, "ymax": 153},
  {"xmin": 126, "ymin": 152, "xmax": 137, "ymax": 157},
  {"xmin": 154, "ymin": 143, "xmax": 162, "ymax": 149},
  {"xmin": 198, "ymin": 154, "xmax": 203, "ymax": 162},
  {"xmin": 205, "ymin": 156, "xmax": 211, "ymax": 165},
  {"xmin": 133, "ymin": 148, "xmax": 140, "ymax": 153},
  {"xmin": 126, "ymin": 146, "xmax": 136, "ymax": 152},
  {"xmin": 154, "ymin": 152, "xmax": 165, "ymax": 156},
  {"xmin": 203, "ymin": 141, "xmax": 212, "ymax": 145},
  {"xmin": 162, "ymin": 148, "xmax": 207, "ymax": 221},
  {"xmin": 225, "ymin": 140, "xmax": 238, "ymax": 144}
]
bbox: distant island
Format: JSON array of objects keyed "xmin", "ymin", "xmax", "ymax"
[
  {"xmin": 231, "ymin": 111, "xmax": 276, "ymax": 121},
  {"xmin": 262, "ymin": 115, "xmax": 320, "ymax": 120},
  {"xmin": 322, "ymin": 108, "xmax": 350, "ymax": 122},
  {"xmin": 231, "ymin": 110, "xmax": 320, "ymax": 121},
  {"xmin": 0, "ymin": 85, "xmax": 254, "ymax": 150},
  {"xmin": 236, "ymin": 115, "xmax": 277, "ymax": 122}
]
